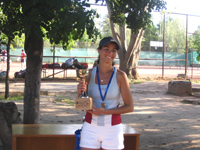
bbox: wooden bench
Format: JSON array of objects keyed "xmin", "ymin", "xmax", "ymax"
[
  {"xmin": 42, "ymin": 68, "xmax": 77, "ymax": 78},
  {"xmin": 12, "ymin": 124, "xmax": 140, "ymax": 150}
]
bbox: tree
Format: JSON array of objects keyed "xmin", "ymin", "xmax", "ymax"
[
  {"xmin": 192, "ymin": 27, "xmax": 200, "ymax": 61},
  {"xmin": 74, "ymin": 30, "xmax": 97, "ymax": 48},
  {"xmin": 0, "ymin": 1, "xmax": 21, "ymax": 99},
  {"xmin": 0, "ymin": 0, "xmax": 99, "ymax": 124},
  {"xmin": 142, "ymin": 23, "xmax": 159, "ymax": 51},
  {"xmin": 100, "ymin": 14, "xmax": 112, "ymax": 37},
  {"xmin": 12, "ymin": 34, "xmax": 25, "ymax": 48},
  {"xmin": 158, "ymin": 16, "xmax": 186, "ymax": 53},
  {"xmin": 98, "ymin": 0, "xmax": 166, "ymax": 78}
]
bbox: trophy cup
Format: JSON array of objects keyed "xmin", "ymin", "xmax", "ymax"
[{"xmin": 75, "ymin": 69, "xmax": 93, "ymax": 110}]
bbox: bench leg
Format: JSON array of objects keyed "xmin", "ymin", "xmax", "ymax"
[{"xmin": 124, "ymin": 135, "xmax": 140, "ymax": 150}]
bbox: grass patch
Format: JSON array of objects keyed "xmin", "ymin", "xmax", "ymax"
[
  {"xmin": 130, "ymin": 80, "xmax": 143, "ymax": 84},
  {"xmin": 181, "ymin": 101, "xmax": 192, "ymax": 104},
  {"xmin": 166, "ymin": 91, "xmax": 173, "ymax": 95},
  {"xmin": 54, "ymin": 95, "xmax": 75, "ymax": 105},
  {"xmin": 128, "ymin": 76, "xmax": 146, "ymax": 84},
  {"xmin": 0, "ymin": 94, "xmax": 24, "ymax": 100},
  {"xmin": 192, "ymin": 80, "xmax": 200, "ymax": 83}
]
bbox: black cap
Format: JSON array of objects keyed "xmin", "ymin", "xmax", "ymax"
[{"xmin": 98, "ymin": 37, "xmax": 119, "ymax": 50}]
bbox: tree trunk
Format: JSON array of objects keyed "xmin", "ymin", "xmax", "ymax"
[
  {"xmin": 107, "ymin": 3, "xmax": 145, "ymax": 79},
  {"xmin": 23, "ymin": 32, "xmax": 43, "ymax": 124},
  {"xmin": 120, "ymin": 46, "xmax": 141, "ymax": 79},
  {"xmin": 119, "ymin": 30, "xmax": 144, "ymax": 79},
  {"xmin": 131, "ymin": 47, "xmax": 140, "ymax": 79},
  {"xmin": 0, "ymin": 102, "xmax": 22, "ymax": 150},
  {"xmin": 5, "ymin": 38, "xmax": 11, "ymax": 99}
]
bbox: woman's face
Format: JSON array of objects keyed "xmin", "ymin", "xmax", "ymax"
[{"xmin": 98, "ymin": 42, "xmax": 118, "ymax": 64}]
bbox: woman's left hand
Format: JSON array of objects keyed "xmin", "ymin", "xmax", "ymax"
[{"xmin": 87, "ymin": 108, "xmax": 106, "ymax": 115}]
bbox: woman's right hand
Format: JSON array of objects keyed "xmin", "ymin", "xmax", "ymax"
[{"xmin": 77, "ymin": 80, "xmax": 87, "ymax": 97}]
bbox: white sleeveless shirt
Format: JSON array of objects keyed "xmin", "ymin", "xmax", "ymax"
[{"xmin": 85, "ymin": 66, "xmax": 121, "ymax": 127}]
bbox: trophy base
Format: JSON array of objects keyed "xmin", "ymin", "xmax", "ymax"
[{"xmin": 75, "ymin": 97, "xmax": 93, "ymax": 110}]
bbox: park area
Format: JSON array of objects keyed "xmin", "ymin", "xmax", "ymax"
[
  {"xmin": 0, "ymin": 62, "xmax": 200, "ymax": 150},
  {"xmin": 1, "ymin": 0, "xmax": 200, "ymax": 149}
]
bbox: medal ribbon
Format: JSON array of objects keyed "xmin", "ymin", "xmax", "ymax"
[{"xmin": 96, "ymin": 66, "xmax": 115, "ymax": 102}]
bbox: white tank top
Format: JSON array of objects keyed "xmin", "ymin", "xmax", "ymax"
[{"xmin": 85, "ymin": 66, "xmax": 121, "ymax": 126}]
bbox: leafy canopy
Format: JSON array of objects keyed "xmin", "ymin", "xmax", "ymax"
[
  {"xmin": 0, "ymin": 0, "xmax": 100, "ymax": 49},
  {"xmin": 192, "ymin": 27, "xmax": 200, "ymax": 61},
  {"xmin": 97, "ymin": 0, "xmax": 166, "ymax": 33},
  {"xmin": 0, "ymin": 0, "xmax": 22, "ymax": 41}
]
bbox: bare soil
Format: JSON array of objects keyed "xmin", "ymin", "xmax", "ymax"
[
  {"xmin": 1, "ymin": 62, "xmax": 200, "ymax": 149},
  {"xmin": 1, "ymin": 80, "xmax": 199, "ymax": 150}
]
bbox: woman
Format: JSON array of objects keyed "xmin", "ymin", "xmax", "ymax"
[{"xmin": 77, "ymin": 37, "xmax": 134, "ymax": 150}]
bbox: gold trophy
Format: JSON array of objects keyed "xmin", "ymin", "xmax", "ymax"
[{"xmin": 75, "ymin": 69, "xmax": 93, "ymax": 110}]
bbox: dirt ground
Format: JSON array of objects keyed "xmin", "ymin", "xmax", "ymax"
[
  {"xmin": 1, "ymin": 62, "xmax": 200, "ymax": 149},
  {"xmin": 1, "ymin": 80, "xmax": 199, "ymax": 150}
]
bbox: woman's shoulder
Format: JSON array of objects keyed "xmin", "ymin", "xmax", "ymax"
[
  {"xmin": 116, "ymin": 68, "xmax": 127, "ymax": 81},
  {"xmin": 116, "ymin": 68, "xmax": 126, "ymax": 76}
]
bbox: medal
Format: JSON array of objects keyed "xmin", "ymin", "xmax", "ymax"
[
  {"xmin": 97, "ymin": 66, "xmax": 115, "ymax": 109},
  {"xmin": 101, "ymin": 102, "xmax": 106, "ymax": 108}
]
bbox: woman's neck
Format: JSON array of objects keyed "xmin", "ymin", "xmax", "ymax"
[{"xmin": 98, "ymin": 63, "xmax": 113, "ymax": 74}]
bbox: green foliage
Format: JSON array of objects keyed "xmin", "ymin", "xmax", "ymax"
[
  {"xmin": 99, "ymin": 15, "xmax": 112, "ymax": 37},
  {"xmin": 12, "ymin": 34, "xmax": 25, "ymax": 48},
  {"xmin": 0, "ymin": 32, "xmax": 20, "ymax": 50},
  {"xmin": 0, "ymin": 0, "xmax": 22, "ymax": 41},
  {"xmin": 0, "ymin": 0, "xmax": 100, "ymax": 124},
  {"xmin": 191, "ymin": 27, "xmax": 200, "ymax": 62},
  {"xmin": 142, "ymin": 22, "xmax": 159, "ymax": 49},
  {"xmin": 0, "ymin": 0, "xmax": 101, "ymax": 49},
  {"xmin": 54, "ymin": 95, "xmax": 75, "ymax": 105},
  {"xmin": 142, "ymin": 15, "xmax": 187, "ymax": 53},
  {"xmin": 0, "ymin": 32, "xmax": 8, "ymax": 45},
  {"xmin": 192, "ymin": 80, "xmax": 200, "ymax": 84},
  {"xmin": 0, "ymin": 94, "xmax": 24, "ymax": 100},
  {"xmin": 99, "ymin": 14, "xmax": 132, "ymax": 45},
  {"xmin": 127, "ymin": 75, "xmax": 145, "ymax": 84},
  {"xmin": 158, "ymin": 16, "xmax": 186, "ymax": 53},
  {"xmin": 100, "ymin": 0, "xmax": 166, "ymax": 33},
  {"xmin": 73, "ymin": 30, "xmax": 97, "ymax": 48}
]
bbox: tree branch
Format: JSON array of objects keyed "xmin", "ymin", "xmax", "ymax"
[
  {"xmin": 119, "ymin": 25, "xmax": 126, "ymax": 52},
  {"xmin": 107, "ymin": 5, "xmax": 118, "ymax": 40},
  {"xmin": 107, "ymin": 4, "xmax": 124, "ymax": 60},
  {"xmin": 125, "ymin": 29, "xmax": 144, "ymax": 63}
]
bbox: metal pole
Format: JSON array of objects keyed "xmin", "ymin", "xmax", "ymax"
[
  {"xmin": 53, "ymin": 45, "xmax": 55, "ymax": 79},
  {"xmin": 149, "ymin": 46, "xmax": 151, "ymax": 58},
  {"xmin": 185, "ymin": 15, "xmax": 188, "ymax": 79},
  {"xmin": 162, "ymin": 13, "xmax": 165, "ymax": 78},
  {"xmin": 192, "ymin": 49, "xmax": 193, "ymax": 78}
]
